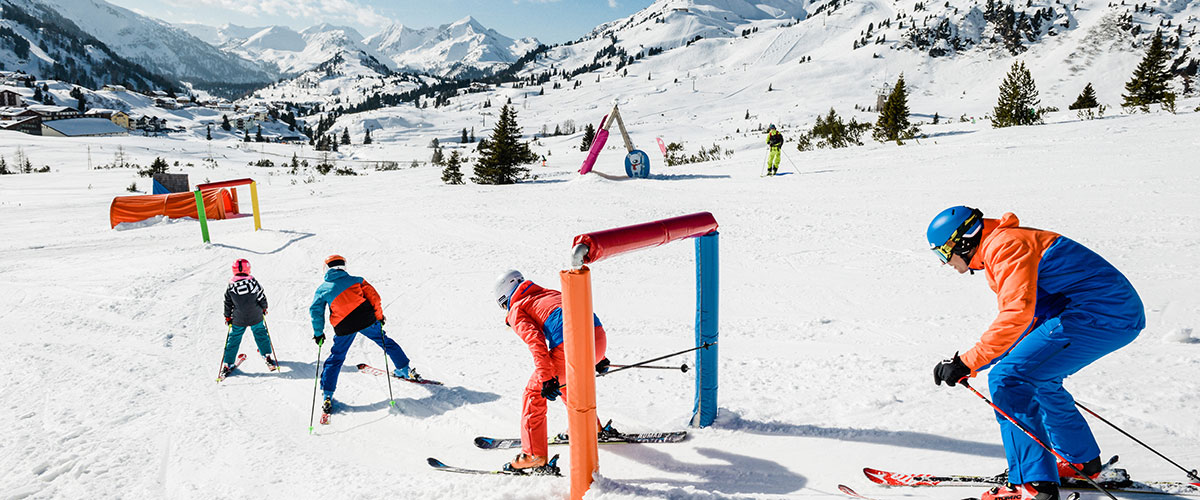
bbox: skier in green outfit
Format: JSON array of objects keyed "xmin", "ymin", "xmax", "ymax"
[{"xmin": 765, "ymin": 124, "xmax": 784, "ymax": 175}]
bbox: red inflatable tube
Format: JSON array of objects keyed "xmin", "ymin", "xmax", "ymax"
[
  {"xmin": 572, "ymin": 212, "xmax": 718, "ymax": 265},
  {"xmin": 195, "ymin": 178, "xmax": 254, "ymax": 190}
]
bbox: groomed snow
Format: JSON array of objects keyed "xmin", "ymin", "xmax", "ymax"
[{"xmin": 1, "ymin": 105, "xmax": 1198, "ymax": 499}]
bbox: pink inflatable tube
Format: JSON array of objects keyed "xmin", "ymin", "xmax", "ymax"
[{"xmin": 578, "ymin": 115, "xmax": 610, "ymax": 175}]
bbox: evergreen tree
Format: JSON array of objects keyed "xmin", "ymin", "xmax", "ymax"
[
  {"xmin": 331, "ymin": 135, "xmax": 339, "ymax": 152},
  {"xmin": 992, "ymin": 60, "xmax": 1042, "ymax": 127},
  {"xmin": 873, "ymin": 74, "xmax": 919, "ymax": 142},
  {"xmin": 580, "ymin": 123, "xmax": 596, "ymax": 152},
  {"xmin": 431, "ymin": 145, "xmax": 445, "ymax": 166},
  {"xmin": 32, "ymin": 86, "xmax": 43, "ymax": 102},
  {"xmin": 472, "ymin": 104, "xmax": 536, "ymax": 185},
  {"xmin": 441, "ymin": 151, "xmax": 465, "ymax": 185},
  {"xmin": 1123, "ymin": 29, "xmax": 1173, "ymax": 110},
  {"xmin": 255, "ymin": 125, "xmax": 265, "ymax": 142},
  {"xmin": 470, "ymin": 127, "xmax": 475, "ymax": 143},
  {"xmin": 243, "ymin": 129, "xmax": 251, "ymax": 142},
  {"xmin": 221, "ymin": 115, "xmax": 231, "ymax": 131},
  {"xmin": 341, "ymin": 128, "xmax": 351, "ymax": 145},
  {"xmin": 206, "ymin": 125, "xmax": 212, "ymax": 141},
  {"xmin": 70, "ymin": 87, "xmax": 86, "ymax": 111},
  {"xmin": 0, "ymin": 157, "xmax": 8, "ymax": 175},
  {"xmin": 363, "ymin": 128, "xmax": 373, "ymax": 145},
  {"xmin": 1069, "ymin": 83, "xmax": 1099, "ymax": 110},
  {"xmin": 461, "ymin": 128, "xmax": 469, "ymax": 143}
]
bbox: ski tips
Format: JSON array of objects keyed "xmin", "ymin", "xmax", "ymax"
[
  {"xmin": 427, "ymin": 457, "xmax": 447, "ymax": 467},
  {"xmin": 355, "ymin": 363, "xmax": 368, "ymax": 369},
  {"xmin": 474, "ymin": 437, "xmax": 492, "ymax": 448}
]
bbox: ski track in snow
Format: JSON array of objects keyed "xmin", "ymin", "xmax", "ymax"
[{"xmin": 1, "ymin": 107, "xmax": 1199, "ymax": 499}]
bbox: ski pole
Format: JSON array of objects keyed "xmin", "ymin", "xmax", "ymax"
[
  {"xmin": 609, "ymin": 363, "xmax": 689, "ymax": 373},
  {"xmin": 262, "ymin": 317, "xmax": 278, "ymax": 369},
  {"xmin": 599, "ymin": 342, "xmax": 715, "ymax": 378},
  {"xmin": 380, "ymin": 325, "xmax": 395, "ymax": 408},
  {"xmin": 781, "ymin": 150, "xmax": 801, "ymax": 174},
  {"xmin": 308, "ymin": 341, "xmax": 323, "ymax": 434},
  {"xmin": 216, "ymin": 324, "xmax": 232, "ymax": 381},
  {"xmin": 961, "ymin": 381, "xmax": 1117, "ymax": 500},
  {"xmin": 1075, "ymin": 400, "xmax": 1200, "ymax": 482}
]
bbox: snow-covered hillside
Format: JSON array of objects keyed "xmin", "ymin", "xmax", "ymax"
[
  {"xmin": 0, "ymin": 0, "xmax": 175, "ymax": 91},
  {"xmin": 36, "ymin": 0, "xmax": 272, "ymax": 87},
  {"xmin": 1, "ymin": 102, "xmax": 1198, "ymax": 499},
  {"xmin": 365, "ymin": 17, "xmax": 541, "ymax": 79}
]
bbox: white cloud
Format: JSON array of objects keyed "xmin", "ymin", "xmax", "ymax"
[{"xmin": 608, "ymin": 0, "xmax": 619, "ymax": 7}]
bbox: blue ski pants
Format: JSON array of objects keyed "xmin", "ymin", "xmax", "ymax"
[
  {"xmin": 223, "ymin": 320, "xmax": 272, "ymax": 365},
  {"xmin": 320, "ymin": 322, "xmax": 409, "ymax": 396},
  {"xmin": 988, "ymin": 316, "xmax": 1139, "ymax": 484}
]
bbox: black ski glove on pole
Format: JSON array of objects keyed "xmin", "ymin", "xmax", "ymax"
[
  {"xmin": 934, "ymin": 353, "xmax": 971, "ymax": 387},
  {"xmin": 541, "ymin": 377, "xmax": 561, "ymax": 401},
  {"xmin": 314, "ymin": 334, "xmax": 325, "ymax": 346},
  {"xmin": 595, "ymin": 357, "xmax": 610, "ymax": 374}
]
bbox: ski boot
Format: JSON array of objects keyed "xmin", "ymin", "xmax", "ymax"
[
  {"xmin": 322, "ymin": 397, "xmax": 333, "ymax": 414},
  {"xmin": 503, "ymin": 453, "xmax": 561, "ymax": 476},
  {"xmin": 599, "ymin": 419, "xmax": 623, "ymax": 441},
  {"xmin": 218, "ymin": 363, "xmax": 233, "ymax": 381},
  {"xmin": 980, "ymin": 481, "xmax": 1060, "ymax": 500},
  {"xmin": 263, "ymin": 353, "xmax": 279, "ymax": 371},
  {"xmin": 394, "ymin": 366, "xmax": 421, "ymax": 381},
  {"xmin": 1058, "ymin": 456, "xmax": 1102, "ymax": 481}
]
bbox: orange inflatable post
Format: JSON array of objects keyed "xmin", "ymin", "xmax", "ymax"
[{"xmin": 561, "ymin": 267, "xmax": 598, "ymax": 500}]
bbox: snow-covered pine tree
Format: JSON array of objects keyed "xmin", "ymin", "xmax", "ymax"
[
  {"xmin": 472, "ymin": 105, "xmax": 536, "ymax": 185},
  {"xmin": 363, "ymin": 128, "xmax": 373, "ymax": 145},
  {"xmin": 243, "ymin": 129, "xmax": 251, "ymax": 142},
  {"xmin": 221, "ymin": 115, "xmax": 231, "ymax": 131},
  {"xmin": 441, "ymin": 151, "xmax": 465, "ymax": 185},
  {"xmin": 340, "ymin": 128, "xmax": 351, "ymax": 145},
  {"xmin": 992, "ymin": 60, "xmax": 1042, "ymax": 127},
  {"xmin": 206, "ymin": 125, "xmax": 212, "ymax": 141},
  {"xmin": 580, "ymin": 123, "xmax": 596, "ymax": 152},
  {"xmin": 1069, "ymin": 83, "xmax": 1099, "ymax": 110},
  {"xmin": 461, "ymin": 128, "xmax": 469, "ymax": 143},
  {"xmin": 1123, "ymin": 29, "xmax": 1173, "ymax": 111},
  {"xmin": 873, "ymin": 74, "xmax": 919, "ymax": 142},
  {"xmin": 255, "ymin": 125, "xmax": 265, "ymax": 142},
  {"xmin": 431, "ymin": 145, "xmax": 445, "ymax": 166}
]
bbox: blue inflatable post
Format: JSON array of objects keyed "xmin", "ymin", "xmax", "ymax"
[
  {"xmin": 692, "ymin": 231, "xmax": 718, "ymax": 427},
  {"xmin": 624, "ymin": 150, "xmax": 651, "ymax": 178}
]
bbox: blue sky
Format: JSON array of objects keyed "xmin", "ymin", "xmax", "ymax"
[{"xmin": 108, "ymin": 0, "xmax": 656, "ymax": 43}]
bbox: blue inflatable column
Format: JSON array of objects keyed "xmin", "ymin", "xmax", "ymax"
[{"xmin": 692, "ymin": 231, "xmax": 718, "ymax": 427}]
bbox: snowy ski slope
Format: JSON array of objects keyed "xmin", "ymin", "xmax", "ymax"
[{"xmin": 1, "ymin": 104, "xmax": 1198, "ymax": 498}]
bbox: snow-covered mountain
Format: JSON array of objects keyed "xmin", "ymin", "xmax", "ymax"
[
  {"xmin": 173, "ymin": 23, "xmax": 264, "ymax": 48},
  {"xmin": 0, "ymin": 0, "xmax": 175, "ymax": 91},
  {"xmin": 209, "ymin": 24, "xmax": 390, "ymax": 78},
  {"xmin": 32, "ymin": 0, "xmax": 271, "ymax": 89},
  {"xmin": 364, "ymin": 17, "xmax": 541, "ymax": 79}
]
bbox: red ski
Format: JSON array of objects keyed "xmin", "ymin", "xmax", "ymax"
[
  {"xmin": 216, "ymin": 354, "xmax": 247, "ymax": 382},
  {"xmin": 356, "ymin": 363, "xmax": 443, "ymax": 385}
]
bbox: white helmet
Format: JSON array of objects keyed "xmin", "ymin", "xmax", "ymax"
[{"xmin": 494, "ymin": 270, "xmax": 524, "ymax": 310}]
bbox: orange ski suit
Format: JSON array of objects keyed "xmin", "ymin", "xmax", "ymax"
[{"xmin": 505, "ymin": 280, "xmax": 607, "ymax": 457}]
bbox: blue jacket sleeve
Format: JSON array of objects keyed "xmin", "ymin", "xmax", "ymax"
[{"xmin": 310, "ymin": 287, "xmax": 328, "ymax": 336}]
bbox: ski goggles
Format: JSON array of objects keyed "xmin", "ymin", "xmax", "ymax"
[{"xmin": 931, "ymin": 209, "xmax": 983, "ymax": 264}]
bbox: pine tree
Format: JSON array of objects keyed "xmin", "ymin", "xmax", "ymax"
[
  {"xmin": 441, "ymin": 151, "xmax": 465, "ymax": 185},
  {"xmin": 363, "ymin": 128, "xmax": 373, "ymax": 145},
  {"xmin": 206, "ymin": 125, "xmax": 212, "ymax": 141},
  {"xmin": 461, "ymin": 128, "xmax": 469, "ymax": 143},
  {"xmin": 340, "ymin": 128, "xmax": 351, "ymax": 145},
  {"xmin": 470, "ymin": 127, "xmax": 475, "ymax": 143},
  {"xmin": 431, "ymin": 145, "xmax": 445, "ymax": 166},
  {"xmin": 873, "ymin": 74, "xmax": 919, "ymax": 142},
  {"xmin": 1069, "ymin": 83, "xmax": 1099, "ymax": 110},
  {"xmin": 243, "ymin": 129, "xmax": 251, "ymax": 142},
  {"xmin": 0, "ymin": 157, "xmax": 8, "ymax": 175},
  {"xmin": 221, "ymin": 115, "xmax": 231, "ymax": 131},
  {"xmin": 992, "ymin": 60, "xmax": 1042, "ymax": 127},
  {"xmin": 32, "ymin": 86, "xmax": 42, "ymax": 102},
  {"xmin": 331, "ymin": 135, "xmax": 339, "ymax": 152},
  {"xmin": 1123, "ymin": 29, "xmax": 1173, "ymax": 110},
  {"xmin": 255, "ymin": 125, "xmax": 265, "ymax": 142},
  {"xmin": 580, "ymin": 123, "xmax": 596, "ymax": 152},
  {"xmin": 472, "ymin": 104, "xmax": 536, "ymax": 185}
]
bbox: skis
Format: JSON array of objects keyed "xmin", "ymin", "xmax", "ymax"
[
  {"xmin": 474, "ymin": 430, "xmax": 688, "ymax": 450},
  {"xmin": 862, "ymin": 458, "xmax": 1200, "ymax": 496},
  {"xmin": 216, "ymin": 354, "xmax": 247, "ymax": 382},
  {"xmin": 356, "ymin": 363, "xmax": 443, "ymax": 385},
  {"xmin": 427, "ymin": 454, "xmax": 562, "ymax": 476}
]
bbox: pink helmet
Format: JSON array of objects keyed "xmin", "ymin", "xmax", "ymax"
[{"xmin": 232, "ymin": 258, "xmax": 251, "ymax": 275}]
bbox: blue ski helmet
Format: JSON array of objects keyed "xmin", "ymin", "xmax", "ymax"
[{"xmin": 927, "ymin": 206, "xmax": 984, "ymax": 263}]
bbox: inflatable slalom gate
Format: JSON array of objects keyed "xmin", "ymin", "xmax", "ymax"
[
  {"xmin": 109, "ymin": 178, "xmax": 262, "ymax": 243},
  {"xmin": 559, "ymin": 212, "xmax": 720, "ymax": 499},
  {"xmin": 578, "ymin": 103, "xmax": 651, "ymax": 179}
]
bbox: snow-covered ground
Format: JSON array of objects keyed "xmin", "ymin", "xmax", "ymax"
[{"xmin": 1, "ymin": 103, "xmax": 1198, "ymax": 499}]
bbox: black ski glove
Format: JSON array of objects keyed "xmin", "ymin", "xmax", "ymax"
[
  {"xmin": 314, "ymin": 334, "xmax": 325, "ymax": 346},
  {"xmin": 595, "ymin": 357, "xmax": 610, "ymax": 374},
  {"xmin": 934, "ymin": 353, "xmax": 971, "ymax": 387},
  {"xmin": 541, "ymin": 377, "xmax": 561, "ymax": 401}
]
